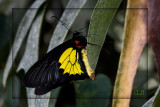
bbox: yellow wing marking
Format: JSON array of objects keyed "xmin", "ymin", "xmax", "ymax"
[
  {"xmin": 59, "ymin": 48, "xmax": 73, "ymax": 63},
  {"xmin": 63, "ymin": 62, "xmax": 71, "ymax": 74},
  {"xmin": 59, "ymin": 47, "xmax": 84, "ymax": 75},
  {"xmin": 75, "ymin": 62, "xmax": 82, "ymax": 75},
  {"xmin": 70, "ymin": 50, "xmax": 77, "ymax": 64}
]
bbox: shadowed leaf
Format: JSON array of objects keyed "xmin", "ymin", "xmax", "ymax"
[
  {"xmin": 76, "ymin": 74, "xmax": 112, "ymax": 107},
  {"xmin": 148, "ymin": 0, "xmax": 160, "ymax": 80},
  {"xmin": 2, "ymin": 0, "xmax": 46, "ymax": 87},
  {"xmin": 143, "ymin": 0, "xmax": 160, "ymax": 106},
  {"xmin": 0, "ymin": 14, "xmax": 11, "ymax": 48},
  {"xmin": 17, "ymin": 7, "xmax": 46, "ymax": 107}
]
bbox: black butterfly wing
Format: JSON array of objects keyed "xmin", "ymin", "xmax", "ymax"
[
  {"xmin": 23, "ymin": 40, "xmax": 90, "ymax": 95},
  {"xmin": 23, "ymin": 40, "xmax": 72, "ymax": 88},
  {"xmin": 34, "ymin": 49, "xmax": 89, "ymax": 95}
]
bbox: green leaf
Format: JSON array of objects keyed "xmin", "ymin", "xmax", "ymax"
[
  {"xmin": 76, "ymin": 74, "xmax": 112, "ymax": 107},
  {"xmin": 2, "ymin": 0, "xmax": 46, "ymax": 87},
  {"xmin": 87, "ymin": 0, "xmax": 122, "ymax": 70}
]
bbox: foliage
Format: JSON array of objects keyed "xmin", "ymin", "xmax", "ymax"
[{"xmin": 0, "ymin": 0, "xmax": 159, "ymax": 107}]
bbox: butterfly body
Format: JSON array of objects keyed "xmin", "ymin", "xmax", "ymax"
[{"xmin": 23, "ymin": 31, "xmax": 94, "ymax": 95}]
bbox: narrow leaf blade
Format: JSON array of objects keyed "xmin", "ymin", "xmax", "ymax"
[
  {"xmin": 17, "ymin": 7, "xmax": 46, "ymax": 107},
  {"xmin": 2, "ymin": 0, "xmax": 46, "ymax": 87}
]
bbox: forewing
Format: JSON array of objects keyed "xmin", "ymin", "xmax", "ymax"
[{"xmin": 34, "ymin": 48, "xmax": 89, "ymax": 95}]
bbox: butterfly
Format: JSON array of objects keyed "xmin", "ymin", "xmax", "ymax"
[{"xmin": 23, "ymin": 31, "xmax": 95, "ymax": 95}]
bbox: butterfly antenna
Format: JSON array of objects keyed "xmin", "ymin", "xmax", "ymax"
[{"xmin": 51, "ymin": 16, "xmax": 74, "ymax": 33}]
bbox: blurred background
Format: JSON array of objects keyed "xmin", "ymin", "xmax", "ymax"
[{"xmin": 0, "ymin": 0, "xmax": 158, "ymax": 107}]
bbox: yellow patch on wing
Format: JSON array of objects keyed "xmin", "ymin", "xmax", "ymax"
[{"xmin": 59, "ymin": 47, "xmax": 84, "ymax": 75}]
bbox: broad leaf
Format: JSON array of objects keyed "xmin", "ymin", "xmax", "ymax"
[
  {"xmin": 87, "ymin": 0, "xmax": 122, "ymax": 70},
  {"xmin": 76, "ymin": 74, "xmax": 112, "ymax": 107}
]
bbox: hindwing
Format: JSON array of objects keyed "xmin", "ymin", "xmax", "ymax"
[{"xmin": 23, "ymin": 40, "xmax": 89, "ymax": 95}]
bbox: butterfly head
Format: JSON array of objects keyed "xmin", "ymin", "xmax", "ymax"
[{"xmin": 73, "ymin": 31, "xmax": 87, "ymax": 49}]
